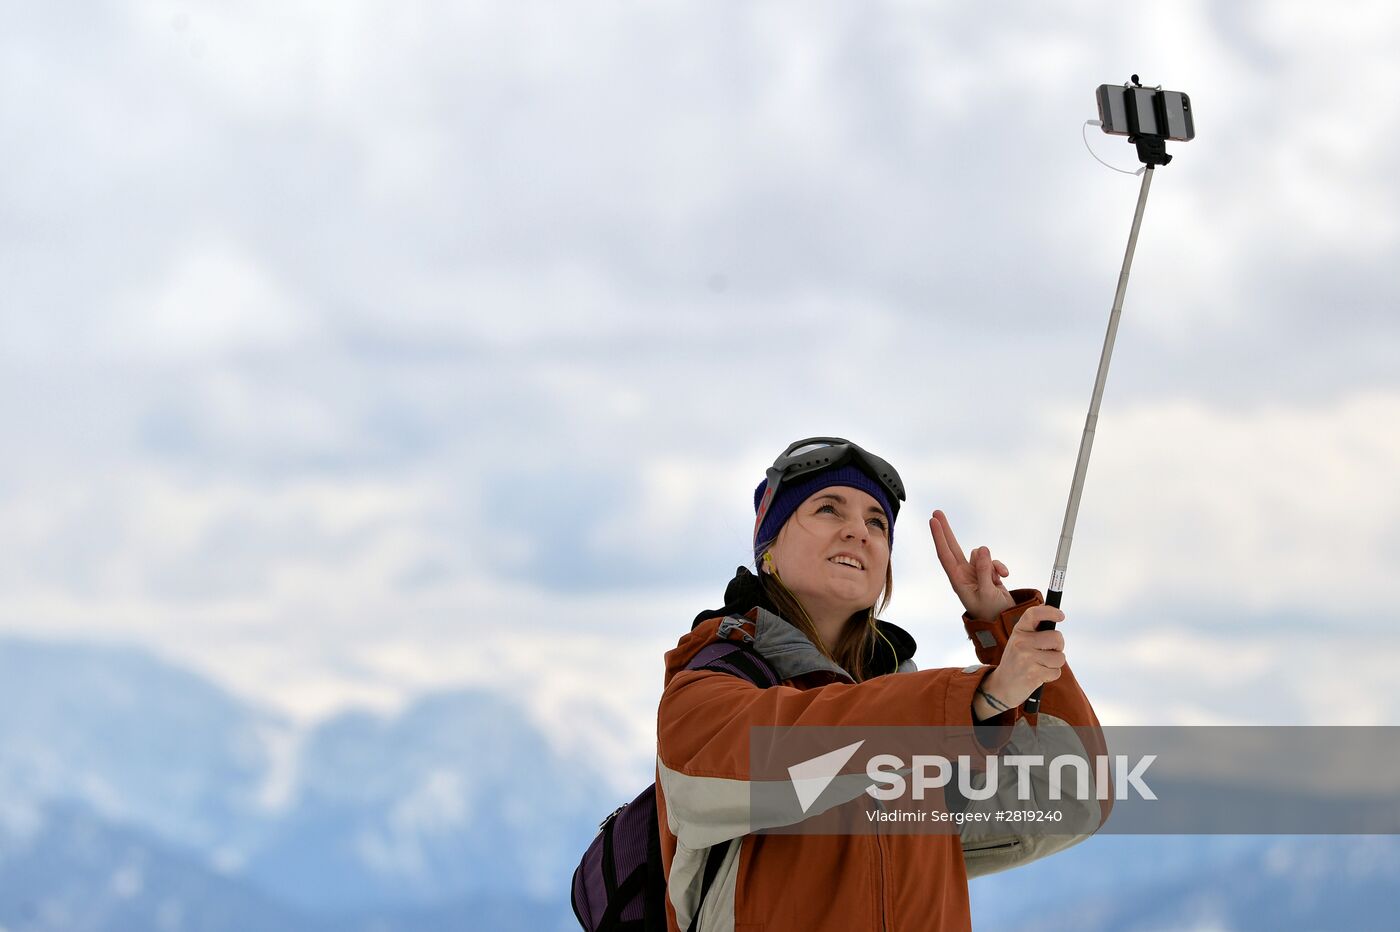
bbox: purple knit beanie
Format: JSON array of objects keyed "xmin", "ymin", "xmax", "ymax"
[{"xmin": 752, "ymin": 464, "xmax": 896, "ymax": 566}]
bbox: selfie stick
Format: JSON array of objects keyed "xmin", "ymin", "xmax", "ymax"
[{"xmin": 1023, "ymin": 110, "xmax": 1173, "ymax": 714}]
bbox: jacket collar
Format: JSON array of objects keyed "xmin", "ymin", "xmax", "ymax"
[{"xmin": 692, "ymin": 565, "xmax": 917, "ymax": 681}]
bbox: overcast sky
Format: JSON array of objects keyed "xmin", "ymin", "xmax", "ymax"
[{"xmin": 3, "ymin": 0, "xmax": 1398, "ymax": 790}]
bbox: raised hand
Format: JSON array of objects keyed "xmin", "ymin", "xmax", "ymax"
[
  {"xmin": 929, "ymin": 509, "xmax": 1016, "ymax": 623},
  {"xmin": 976, "ymin": 606, "xmax": 1067, "ymax": 712}
]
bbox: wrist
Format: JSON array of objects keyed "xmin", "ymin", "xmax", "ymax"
[
  {"xmin": 973, "ymin": 672, "xmax": 1014, "ymax": 722},
  {"xmin": 967, "ymin": 597, "xmax": 1015, "ymax": 625}
]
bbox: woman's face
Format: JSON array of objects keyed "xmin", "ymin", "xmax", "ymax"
[{"xmin": 764, "ymin": 486, "xmax": 890, "ymax": 620}]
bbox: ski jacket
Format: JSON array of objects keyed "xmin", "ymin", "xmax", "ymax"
[{"xmin": 655, "ymin": 566, "xmax": 1109, "ymax": 932}]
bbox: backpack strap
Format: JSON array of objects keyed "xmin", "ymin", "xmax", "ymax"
[
  {"xmin": 685, "ymin": 634, "xmax": 780, "ymax": 689},
  {"xmin": 708, "ymin": 646, "xmax": 778, "ymax": 689},
  {"xmin": 643, "ymin": 802, "xmax": 668, "ymax": 932},
  {"xmin": 676, "ymin": 631, "xmax": 780, "ymax": 931},
  {"xmin": 686, "ymin": 836, "xmax": 731, "ymax": 932},
  {"xmin": 595, "ymin": 812, "xmax": 647, "ymax": 929}
]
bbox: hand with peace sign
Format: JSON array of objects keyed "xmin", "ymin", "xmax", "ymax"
[{"xmin": 929, "ymin": 509, "xmax": 1017, "ymax": 623}]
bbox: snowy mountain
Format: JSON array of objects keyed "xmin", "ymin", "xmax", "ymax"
[
  {"xmin": 1, "ymin": 636, "xmax": 1395, "ymax": 931},
  {"xmin": 0, "ymin": 639, "xmax": 280, "ymax": 861},
  {"xmin": 0, "ymin": 637, "xmax": 602, "ymax": 930},
  {"xmin": 0, "ymin": 802, "xmax": 310, "ymax": 932},
  {"xmin": 970, "ymin": 834, "xmax": 1400, "ymax": 931},
  {"xmin": 0, "ymin": 802, "xmax": 577, "ymax": 932},
  {"xmin": 244, "ymin": 690, "xmax": 604, "ymax": 912}
]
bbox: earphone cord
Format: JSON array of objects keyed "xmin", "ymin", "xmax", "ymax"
[{"xmin": 1083, "ymin": 119, "xmax": 1145, "ymax": 176}]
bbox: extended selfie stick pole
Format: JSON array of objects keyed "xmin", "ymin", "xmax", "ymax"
[{"xmin": 1023, "ymin": 145, "xmax": 1165, "ymax": 714}]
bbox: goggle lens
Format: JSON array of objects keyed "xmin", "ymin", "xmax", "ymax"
[{"xmin": 753, "ymin": 437, "xmax": 905, "ymax": 543}]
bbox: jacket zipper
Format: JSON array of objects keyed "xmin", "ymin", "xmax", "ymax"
[
  {"xmin": 872, "ymin": 795, "xmax": 889, "ymax": 932},
  {"xmin": 962, "ymin": 838, "xmax": 1019, "ymax": 853},
  {"xmin": 729, "ymin": 615, "xmax": 891, "ymax": 926}
]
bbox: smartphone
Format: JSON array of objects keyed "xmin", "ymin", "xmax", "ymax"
[{"xmin": 1096, "ymin": 84, "xmax": 1195, "ymax": 141}]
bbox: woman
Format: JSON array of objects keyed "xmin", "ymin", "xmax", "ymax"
[{"xmin": 654, "ymin": 437, "xmax": 1106, "ymax": 932}]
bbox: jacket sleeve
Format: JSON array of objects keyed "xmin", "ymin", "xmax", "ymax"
[
  {"xmin": 958, "ymin": 587, "xmax": 1106, "ymax": 737},
  {"xmin": 956, "ymin": 589, "xmax": 1114, "ymax": 876},
  {"xmin": 961, "ymin": 588, "xmax": 1043, "ymax": 666},
  {"xmin": 656, "ymin": 659, "xmax": 1019, "ymax": 850}
]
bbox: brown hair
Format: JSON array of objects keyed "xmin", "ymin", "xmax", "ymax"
[{"xmin": 754, "ymin": 538, "xmax": 895, "ymax": 683}]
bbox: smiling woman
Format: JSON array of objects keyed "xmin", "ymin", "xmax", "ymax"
[
  {"xmin": 756, "ymin": 480, "xmax": 897, "ymax": 683},
  {"xmin": 639, "ymin": 436, "xmax": 1108, "ymax": 932}
]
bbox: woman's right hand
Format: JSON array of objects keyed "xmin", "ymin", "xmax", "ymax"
[{"xmin": 979, "ymin": 606, "xmax": 1067, "ymax": 711}]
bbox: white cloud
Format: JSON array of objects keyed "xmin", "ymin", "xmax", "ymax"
[
  {"xmin": 2, "ymin": 0, "xmax": 1398, "ymax": 749},
  {"xmin": 107, "ymin": 240, "xmax": 317, "ymax": 359},
  {"xmin": 588, "ymin": 453, "xmax": 758, "ymax": 567},
  {"xmin": 0, "ymin": 388, "xmax": 1396, "ymax": 736},
  {"xmin": 902, "ymin": 390, "xmax": 1400, "ymax": 622}
]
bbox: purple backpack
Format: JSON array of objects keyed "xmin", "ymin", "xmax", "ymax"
[{"xmin": 571, "ymin": 637, "xmax": 780, "ymax": 931}]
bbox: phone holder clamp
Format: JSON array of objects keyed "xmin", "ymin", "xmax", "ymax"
[
  {"xmin": 1124, "ymin": 76, "xmax": 1174, "ymax": 166},
  {"xmin": 1129, "ymin": 134, "xmax": 1172, "ymax": 166}
]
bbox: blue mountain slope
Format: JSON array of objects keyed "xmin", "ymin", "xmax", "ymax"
[
  {"xmin": 0, "ymin": 801, "xmax": 577, "ymax": 931},
  {"xmin": 970, "ymin": 833, "xmax": 1400, "ymax": 932},
  {"xmin": 3, "ymin": 635, "xmax": 1395, "ymax": 931},
  {"xmin": 0, "ymin": 801, "xmax": 311, "ymax": 932},
  {"xmin": 0, "ymin": 636, "xmax": 603, "ymax": 926},
  {"xmin": 245, "ymin": 688, "xmax": 605, "ymax": 912},
  {"xmin": 0, "ymin": 638, "xmax": 281, "ymax": 857}
]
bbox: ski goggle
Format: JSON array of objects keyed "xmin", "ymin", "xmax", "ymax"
[{"xmin": 753, "ymin": 437, "xmax": 906, "ymax": 541}]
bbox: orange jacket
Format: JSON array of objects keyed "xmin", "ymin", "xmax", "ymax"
[{"xmin": 655, "ymin": 569, "xmax": 1109, "ymax": 932}]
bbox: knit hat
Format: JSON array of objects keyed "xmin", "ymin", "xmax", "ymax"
[{"xmin": 752, "ymin": 463, "xmax": 897, "ymax": 564}]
